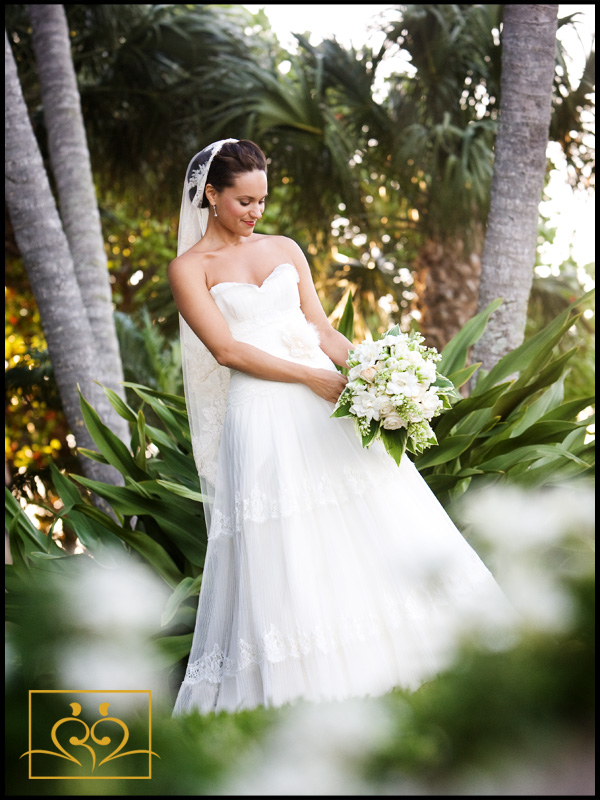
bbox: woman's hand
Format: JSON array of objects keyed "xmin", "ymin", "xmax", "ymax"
[{"xmin": 305, "ymin": 368, "xmax": 348, "ymax": 403}]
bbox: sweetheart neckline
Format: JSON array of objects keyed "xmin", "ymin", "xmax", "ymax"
[
  {"xmin": 209, "ymin": 262, "xmax": 297, "ymax": 294},
  {"xmin": 209, "ymin": 261, "xmax": 295, "ymax": 293}
]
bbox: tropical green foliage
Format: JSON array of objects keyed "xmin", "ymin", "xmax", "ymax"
[{"xmin": 416, "ymin": 293, "xmax": 595, "ymax": 508}]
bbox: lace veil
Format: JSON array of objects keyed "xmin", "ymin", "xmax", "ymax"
[{"xmin": 177, "ymin": 138, "xmax": 238, "ymax": 532}]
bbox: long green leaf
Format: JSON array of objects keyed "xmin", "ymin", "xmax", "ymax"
[
  {"xmin": 155, "ymin": 480, "xmax": 208, "ymax": 503},
  {"xmin": 153, "ymin": 632, "xmax": 193, "ymax": 666},
  {"xmin": 437, "ymin": 298, "xmax": 503, "ymax": 377},
  {"xmin": 70, "ymin": 503, "xmax": 184, "ymax": 588},
  {"xmin": 161, "ymin": 573, "xmax": 203, "ymax": 627},
  {"xmin": 336, "ymin": 290, "xmax": 355, "ymax": 342},
  {"xmin": 490, "ymin": 348, "xmax": 578, "ymax": 420},
  {"xmin": 446, "ymin": 363, "xmax": 481, "ymax": 390},
  {"xmin": 414, "ymin": 432, "xmax": 479, "ymax": 469},
  {"xmin": 121, "ymin": 382, "xmax": 188, "ymax": 410},
  {"xmin": 128, "ymin": 387, "xmax": 191, "ymax": 449},
  {"xmin": 49, "ymin": 461, "xmax": 84, "ymax": 510},
  {"xmin": 475, "ymin": 290, "xmax": 594, "ymax": 393},
  {"xmin": 70, "ymin": 475, "xmax": 207, "ymax": 565},
  {"xmin": 434, "ymin": 381, "xmax": 512, "ymax": 439},
  {"xmin": 134, "ymin": 410, "xmax": 148, "ymax": 471},
  {"xmin": 101, "ymin": 384, "xmax": 138, "ymax": 423},
  {"xmin": 78, "ymin": 389, "xmax": 148, "ymax": 481},
  {"xmin": 509, "ymin": 453, "xmax": 594, "ymax": 488},
  {"xmin": 5, "ymin": 488, "xmax": 53, "ymax": 557},
  {"xmin": 474, "ymin": 421, "xmax": 582, "ymax": 463},
  {"xmin": 537, "ymin": 396, "xmax": 595, "ymax": 423},
  {"xmin": 476, "ymin": 444, "xmax": 589, "ymax": 473},
  {"xmin": 77, "ymin": 448, "xmax": 110, "ymax": 465},
  {"xmin": 509, "ymin": 374, "xmax": 567, "ymax": 438}
]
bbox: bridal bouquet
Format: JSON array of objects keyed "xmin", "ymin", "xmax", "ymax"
[{"xmin": 331, "ymin": 326, "xmax": 457, "ymax": 465}]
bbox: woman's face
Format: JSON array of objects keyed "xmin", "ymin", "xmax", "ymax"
[{"xmin": 209, "ymin": 169, "xmax": 268, "ymax": 236}]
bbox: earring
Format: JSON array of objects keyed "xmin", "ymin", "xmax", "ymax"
[{"xmin": 212, "ymin": 205, "xmax": 218, "ymax": 218}]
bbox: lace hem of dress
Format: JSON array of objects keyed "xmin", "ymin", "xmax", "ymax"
[
  {"xmin": 182, "ymin": 598, "xmax": 410, "ymax": 685},
  {"xmin": 178, "ymin": 571, "xmax": 493, "ymax": 688},
  {"xmin": 208, "ymin": 464, "xmax": 395, "ymax": 539}
]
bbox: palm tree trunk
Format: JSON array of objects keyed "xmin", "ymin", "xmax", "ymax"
[
  {"xmin": 27, "ymin": 4, "xmax": 127, "ymax": 411},
  {"xmin": 473, "ymin": 4, "xmax": 558, "ymax": 373},
  {"xmin": 5, "ymin": 29, "xmax": 123, "ymax": 491},
  {"xmin": 413, "ymin": 235, "xmax": 483, "ymax": 353}
]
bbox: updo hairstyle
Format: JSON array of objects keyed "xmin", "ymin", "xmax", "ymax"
[{"xmin": 187, "ymin": 140, "xmax": 267, "ymax": 207}]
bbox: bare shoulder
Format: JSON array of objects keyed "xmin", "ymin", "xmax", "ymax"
[
  {"xmin": 267, "ymin": 234, "xmax": 304, "ymax": 256},
  {"xmin": 258, "ymin": 234, "xmax": 308, "ymax": 268},
  {"xmin": 168, "ymin": 247, "xmax": 208, "ymax": 287}
]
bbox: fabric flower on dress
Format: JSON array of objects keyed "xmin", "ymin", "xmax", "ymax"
[{"xmin": 282, "ymin": 321, "xmax": 321, "ymax": 359}]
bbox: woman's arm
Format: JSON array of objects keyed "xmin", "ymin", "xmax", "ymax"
[
  {"xmin": 285, "ymin": 239, "xmax": 354, "ymax": 367},
  {"xmin": 168, "ymin": 255, "xmax": 347, "ymax": 403}
]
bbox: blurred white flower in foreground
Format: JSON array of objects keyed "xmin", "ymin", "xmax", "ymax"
[
  {"xmin": 65, "ymin": 557, "xmax": 169, "ymax": 635},
  {"xmin": 217, "ymin": 697, "xmax": 396, "ymax": 796},
  {"xmin": 56, "ymin": 551, "xmax": 172, "ymax": 705},
  {"xmin": 458, "ymin": 483, "xmax": 595, "ymax": 634}
]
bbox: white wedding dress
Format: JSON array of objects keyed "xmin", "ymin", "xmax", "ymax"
[{"xmin": 173, "ymin": 262, "xmax": 515, "ymax": 715}]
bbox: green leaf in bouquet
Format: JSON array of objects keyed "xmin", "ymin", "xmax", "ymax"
[
  {"xmin": 433, "ymin": 375, "xmax": 456, "ymax": 390},
  {"xmin": 331, "ymin": 391, "xmax": 353, "ymax": 418},
  {"xmin": 406, "ymin": 430, "xmax": 438, "ymax": 456},
  {"xmin": 360, "ymin": 420, "xmax": 379, "ymax": 448},
  {"xmin": 433, "ymin": 374, "xmax": 461, "ymax": 406},
  {"xmin": 380, "ymin": 428, "xmax": 408, "ymax": 465}
]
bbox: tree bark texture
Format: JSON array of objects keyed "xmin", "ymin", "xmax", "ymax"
[
  {"xmin": 28, "ymin": 4, "xmax": 127, "ymax": 404},
  {"xmin": 473, "ymin": 5, "xmax": 558, "ymax": 374},
  {"xmin": 413, "ymin": 235, "xmax": 483, "ymax": 353},
  {"xmin": 5, "ymin": 29, "xmax": 124, "ymax": 491}
]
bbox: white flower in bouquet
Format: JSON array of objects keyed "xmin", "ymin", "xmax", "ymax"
[{"xmin": 331, "ymin": 326, "xmax": 458, "ymax": 465}]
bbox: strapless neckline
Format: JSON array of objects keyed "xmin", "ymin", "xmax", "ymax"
[{"xmin": 209, "ymin": 262, "xmax": 297, "ymax": 294}]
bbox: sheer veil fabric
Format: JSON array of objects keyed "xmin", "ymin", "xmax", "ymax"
[{"xmin": 177, "ymin": 138, "xmax": 238, "ymax": 531}]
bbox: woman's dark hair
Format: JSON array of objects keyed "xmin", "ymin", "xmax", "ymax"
[{"xmin": 187, "ymin": 140, "xmax": 267, "ymax": 206}]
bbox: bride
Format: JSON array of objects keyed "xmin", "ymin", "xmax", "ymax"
[{"xmin": 168, "ymin": 138, "xmax": 515, "ymax": 716}]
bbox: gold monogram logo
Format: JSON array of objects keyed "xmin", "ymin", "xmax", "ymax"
[{"xmin": 22, "ymin": 690, "xmax": 159, "ymax": 779}]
